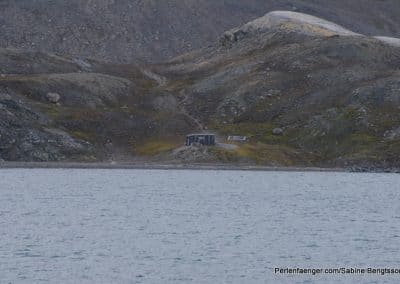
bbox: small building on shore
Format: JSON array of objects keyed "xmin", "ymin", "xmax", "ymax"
[
  {"xmin": 227, "ymin": 135, "xmax": 248, "ymax": 143},
  {"xmin": 186, "ymin": 133, "xmax": 216, "ymax": 146}
]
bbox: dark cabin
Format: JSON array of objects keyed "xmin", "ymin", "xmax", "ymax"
[{"xmin": 186, "ymin": 133, "xmax": 216, "ymax": 146}]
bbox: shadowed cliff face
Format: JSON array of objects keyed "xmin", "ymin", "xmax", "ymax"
[
  {"xmin": 1, "ymin": 0, "xmax": 400, "ymax": 62},
  {"xmin": 1, "ymin": 11, "xmax": 400, "ymax": 169}
]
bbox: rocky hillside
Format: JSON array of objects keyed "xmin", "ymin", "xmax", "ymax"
[
  {"xmin": 0, "ymin": 48, "xmax": 193, "ymax": 161},
  {"xmin": 153, "ymin": 11, "xmax": 400, "ymax": 169},
  {"xmin": 1, "ymin": 0, "xmax": 400, "ymax": 62},
  {"xmin": 1, "ymin": 11, "xmax": 400, "ymax": 170}
]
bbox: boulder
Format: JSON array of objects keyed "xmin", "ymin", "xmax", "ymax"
[
  {"xmin": 46, "ymin": 92, "xmax": 61, "ymax": 104},
  {"xmin": 272, "ymin": 128, "xmax": 284, "ymax": 136},
  {"xmin": 384, "ymin": 127, "xmax": 400, "ymax": 140}
]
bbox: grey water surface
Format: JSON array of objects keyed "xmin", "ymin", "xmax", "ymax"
[{"xmin": 0, "ymin": 169, "xmax": 399, "ymax": 284}]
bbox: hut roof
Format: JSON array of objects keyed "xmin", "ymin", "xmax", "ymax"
[{"xmin": 186, "ymin": 133, "xmax": 215, "ymax": 136}]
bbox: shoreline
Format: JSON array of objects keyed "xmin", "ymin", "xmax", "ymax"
[{"xmin": 0, "ymin": 161, "xmax": 397, "ymax": 173}]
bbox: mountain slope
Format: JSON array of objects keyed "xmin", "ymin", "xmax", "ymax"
[
  {"xmin": 153, "ymin": 11, "xmax": 400, "ymax": 168},
  {"xmin": 1, "ymin": 11, "xmax": 400, "ymax": 170},
  {"xmin": 1, "ymin": 0, "xmax": 400, "ymax": 62},
  {"xmin": 0, "ymin": 48, "xmax": 192, "ymax": 161}
]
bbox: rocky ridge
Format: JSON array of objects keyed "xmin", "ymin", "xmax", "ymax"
[{"xmin": 1, "ymin": 1, "xmax": 400, "ymax": 62}]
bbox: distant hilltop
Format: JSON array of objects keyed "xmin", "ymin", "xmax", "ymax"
[
  {"xmin": 221, "ymin": 11, "xmax": 400, "ymax": 47},
  {"xmin": 1, "ymin": 0, "xmax": 400, "ymax": 63}
]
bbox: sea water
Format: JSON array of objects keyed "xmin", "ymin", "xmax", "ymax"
[{"xmin": 0, "ymin": 169, "xmax": 399, "ymax": 283}]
